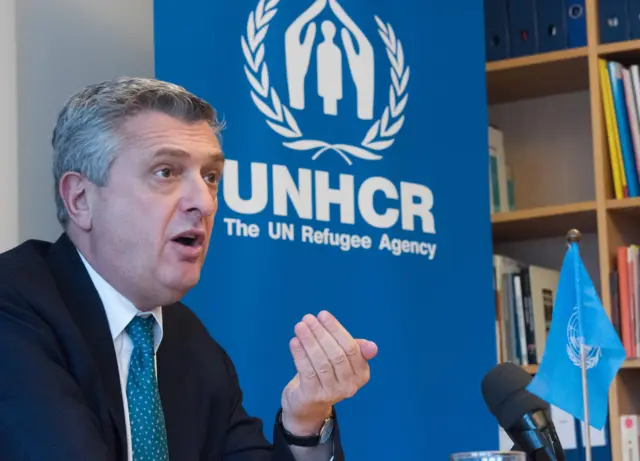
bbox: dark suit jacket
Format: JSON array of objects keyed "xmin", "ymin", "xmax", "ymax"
[{"xmin": 0, "ymin": 233, "xmax": 344, "ymax": 461}]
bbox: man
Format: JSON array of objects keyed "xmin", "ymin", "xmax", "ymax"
[{"xmin": 0, "ymin": 77, "xmax": 377, "ymax": 461}]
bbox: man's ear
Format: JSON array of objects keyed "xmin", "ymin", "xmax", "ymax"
[{"xmin": 59, "ymin": 172, "xmax": 94, "ymax": 231}]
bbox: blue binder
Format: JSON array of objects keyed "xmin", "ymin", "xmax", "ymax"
[
  {"xmin": 536, "ymin": 0, "xmax": 568, "ymax": 52},
  {"xmin": 484, "ymin": 0, "xmax": 510, "ymax": 61},
  {"xmin": 630, "ymin": 0, "xmax": 640, "ymax": 38},
  {"xmin": 566, "ymin": 0, "xmax": 587, "ymax": 47},
  {"xmin": 599, "ymin": 0, "xmax": 630, "ymax": 43},
  {"xmin": 507, "ymin": 0, "xmax": 538, "ymax": 57}
]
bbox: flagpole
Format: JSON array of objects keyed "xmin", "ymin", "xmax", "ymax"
[{"xmin": 567, "ymin": 228, "xmax": 591, "ymax": 461}]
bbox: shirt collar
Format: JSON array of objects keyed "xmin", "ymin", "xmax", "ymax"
[{"xmin": 77, "ymin": 250, "xmax": 163, "ymax": 352}]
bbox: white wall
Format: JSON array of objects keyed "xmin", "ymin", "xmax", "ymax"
[
  {"xmin": 489, "ymin": 91, "xmax": 595, "ymax": 208},
  {"xmin": 5, "ymin": 0, "xmax": 155, "ymax": 246},
  {"xmin": 489, "ymin": 91, "xmax": 601, "ymax": 292},
  {"xmin": 0, "ymin": 0, "xmax": 18, "ymax": 253}
]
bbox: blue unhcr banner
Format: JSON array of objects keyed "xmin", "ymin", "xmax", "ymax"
[{"xmin": 154, "ymin": 0, "xmax": 496, "ymax": 458}]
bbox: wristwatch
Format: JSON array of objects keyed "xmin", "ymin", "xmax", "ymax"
[{"xmin": 277, "ymin": 408, "xmax": 335, "ymax": 447}]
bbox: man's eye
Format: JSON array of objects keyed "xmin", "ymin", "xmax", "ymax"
[
  {"xmin": 204, "ymin": 173, "xmax": 219, "ymax": 184},
  {"xmin": 155, "ymin": 168, "xmax": 172, "ymax": 179}
]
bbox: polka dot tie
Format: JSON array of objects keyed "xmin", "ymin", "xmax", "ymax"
[{"xmin": 126, "ymin": 316, "xmax": 169, "ymax": 461}]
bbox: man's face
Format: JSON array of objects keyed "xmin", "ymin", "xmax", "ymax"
[{"xmin": 88, "ymin": 110, "xmax": 224, "ymax": 307}]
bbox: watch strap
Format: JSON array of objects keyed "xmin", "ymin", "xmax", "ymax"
[{"xmin": 277, "ymin": 408, "xmax": 334, "ymax": 447}]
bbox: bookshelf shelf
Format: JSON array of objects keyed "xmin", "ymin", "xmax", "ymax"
[
  {"xmin": 486, "ymin": 47, "xmax": 589, "ymax": 104},
  {"xmin": 598, "ymin": 39, "xmax": 640, "ymax": 58},
  {"xmin": 491, "ymin": 201, "xmax": 598, "ymax": 243},
  {"xmin": 606, "ymin": 196, "xmax": 640, "ymax": 212},
  {"xmin": 621, "ymin": 359, "xmax": 640, "ymax": 369}
]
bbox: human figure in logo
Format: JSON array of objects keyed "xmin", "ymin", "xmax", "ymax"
[
  {"xmin": 284, "ymin": 0, "xmax": 326, "ymax": 110},
  {"xmin": 329, "ymin": 0, "xmax": 374, "ymax": 120},
  {"xmin": 316, "ymin": 21, "xmax": 342, "ymax": 116}
]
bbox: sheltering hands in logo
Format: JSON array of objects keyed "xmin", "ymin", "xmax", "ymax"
[
  {"xmin": 329, "ymin": 0, "xmax": 375, "ymax": 120},
  {"xmin": 285, "ymin": 0, "xmax": 327, "ymax": 110},
  {"xmin": 243, "ymin": 0, "xmax": 410, "ymax": 163},
  {"xmin": 280, "ymin": 310, "xmax": 378, "ymax": 436}
]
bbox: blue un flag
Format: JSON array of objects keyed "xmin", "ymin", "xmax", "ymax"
[{"xmin": 526, "ymin": 242, "xmax": 626, "ymax": 430}]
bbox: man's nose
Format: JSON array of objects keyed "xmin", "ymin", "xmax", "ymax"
[{"xmin": 184, "ymin": 177, "xmax": 217, "ymax": 218}]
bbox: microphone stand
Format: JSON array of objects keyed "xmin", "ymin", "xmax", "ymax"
[{"xmin": 509, "ymin": 409, "xmax": 566, "ymax": 461}]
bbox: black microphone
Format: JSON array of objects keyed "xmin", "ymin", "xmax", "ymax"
[{"xmin": 481, "ymin": 362, "xmax": 566, "ymax": 461}]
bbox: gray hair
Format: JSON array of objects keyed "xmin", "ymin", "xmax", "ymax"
[{"xmin": 52, "ymin": 76, "xmax": 223, "ymax": 226}]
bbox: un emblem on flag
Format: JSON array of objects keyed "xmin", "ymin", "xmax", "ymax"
[
  {"xmin": 241, "ymin": 0, "xmax": 410, "ymax": 165},
  {"xmin": 566, "ymin": 306, "xmax": 602, "ymax": 369}
]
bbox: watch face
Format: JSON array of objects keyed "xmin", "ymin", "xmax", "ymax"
[{"xmin": 319, "ymin": 418, "xmax": 335, "ymax": 444}]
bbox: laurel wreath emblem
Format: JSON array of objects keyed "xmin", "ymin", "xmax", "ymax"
[
  {"xmin": 566, "ymin": 307, "xmax": 601, "ymax": 369},
  {"xmin": 241, "ymin": 0, "xmax": 410, "ymax": 165}
]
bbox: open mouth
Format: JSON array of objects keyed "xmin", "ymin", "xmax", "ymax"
[{"xmin": 171, "ymin": 232, "xmax": 204, "ymax": 248}]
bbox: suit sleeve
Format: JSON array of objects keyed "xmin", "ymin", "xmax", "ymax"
[
  {"xmin": 0, "ymin": 290, "xmax": 112, "ymax": 461},
  {"xmin": 218, "ymin": 344, "xmax": 294, "ymax": 461},
  {"xmin": 218, "ymin": 346, "xmax": 345, "ymax": 461}
]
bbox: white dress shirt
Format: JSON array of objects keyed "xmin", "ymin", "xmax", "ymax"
[{"xmin": 78, "ymin": 251, "xmax": 164, "ymax": 461}]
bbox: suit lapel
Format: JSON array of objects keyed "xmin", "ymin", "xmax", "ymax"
[
  {"xmin": 47, "ymin": 234, "xmax": 128, "ymax": 461},
  {"xmin": 157, "ymin": 305, "xmax": 195, "ymax": 460}
]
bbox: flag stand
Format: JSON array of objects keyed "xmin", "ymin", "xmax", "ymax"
[
  {"xmin": 567, "ymin": 228, "xmax": 592, "ymax": 461},
  {"xmin": 581, "ymin": 342, "xmax": 591, "ymax": 461}
]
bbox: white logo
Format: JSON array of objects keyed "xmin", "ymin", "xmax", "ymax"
[
  {"xmin": 566, "ymin": 306, "xmax": 601, "ymax": 369},
  {"xmin": 241, "ymin": 0, "xmax": 410, "ymax": 165}
]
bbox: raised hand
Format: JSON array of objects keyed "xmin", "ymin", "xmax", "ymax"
[{"xmin": 280, "ymin": 310, "xmax": 377, "ymax": 436}]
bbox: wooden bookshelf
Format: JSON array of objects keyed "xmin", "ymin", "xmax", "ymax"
[
  {"xmin": 598, "ymin": 39, "xmax": 640, "ymax": 57},
  {"xmin": 486, "ymin": 47, "xmax": 589, "ymax": 104},
  {"xmin": 622, "ymin": 359, "xmax": 640, "ymax": 369},
  {"xmin": 491, "ymin": 201, "xmax": 597, "ymax": 243},
  {"xmin": 607, "ymin": 196, "xmax": 640, "ymax": 212},
  {"xmin": 486, "ymin": 0, "xmax": 640, "ymax": 459}
]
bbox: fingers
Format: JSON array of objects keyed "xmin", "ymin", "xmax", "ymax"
[
  {"xmin": 317, "ymin": 311, "xmax": 370, "ymax": 381},
  {"xmin": 356, "ymin": 338, "xmax": 379, "ymax": 360},
  {"xmin": 294, "ymin": 321, "xmax": 340, "ymax": 394},
  {"xmin": 302, "ymin": 314, "xmax": 355, "ymax": 385},
  {"xmin": 289, "ymin": 336, "xmax": 322, "ymax": 394},
  {"xmin": 292, "ymin": 311, "xmax": 373, "ymax": 396}
]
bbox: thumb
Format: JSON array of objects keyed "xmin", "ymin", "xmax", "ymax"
[{"xmin": 356, "ymin": 339, "xmax": 378, "ymax": 360}]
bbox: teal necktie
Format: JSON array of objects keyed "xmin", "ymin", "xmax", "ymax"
[{"xmin": 126, "ymin": 315, "xmax": 169, "ymax": 461}]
